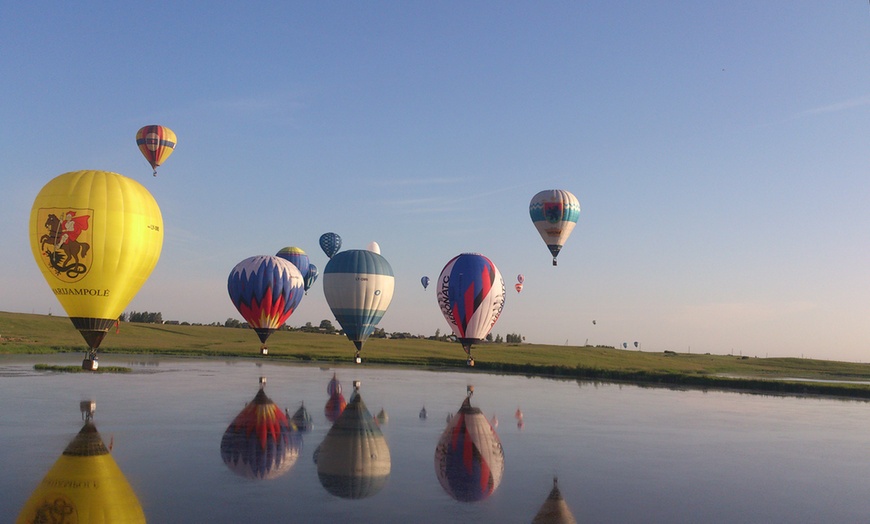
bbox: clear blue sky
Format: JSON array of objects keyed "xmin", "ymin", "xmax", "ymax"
[{"xmin": 2, "ymin": 2, "xmax": 868, "ymax": 361}]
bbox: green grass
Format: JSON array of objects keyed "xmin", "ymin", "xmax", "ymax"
[{"xmin": 4, "ymin": 311, "xmax": 870, "ymax": 398}]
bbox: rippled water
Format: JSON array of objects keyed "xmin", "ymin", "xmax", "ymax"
[{"xmin": 3, "ymin": 354, "xmax": 870, "ymax": 523}]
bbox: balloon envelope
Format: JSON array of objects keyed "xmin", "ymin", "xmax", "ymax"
[
  {"xmin": 421, "ymin": 276, "xmax": 430, "ymax": 290},
  {"xmin": 30, "ymin": 170, "xmax": 163, "ymax": 351},
  {"xmin": 515, "ymin": 283, "xmax": 523, "ymax": 293},
  {"xmin": 305, "ymin": 263, "xmax": 319, "ymax": 292},
  {"xmin": 529, "ymin": 189, "xmax": 580, "ymax": 266},
  {"xmin": 319, "ymin": 232, "xmax": 342, "ymax": 259},
  {"xmin": 366, "ymin": 241, "xmax": 381, "ymax": 254},
  {"xmin": 436, "ymin": 253, "xmax": 505, "ymax": 356},
  {"xmin": 434, "ymin": 395, "xmax": 505, "ymax": 502},
  {"xmin": 221, "ymin": 387, "xmax": 302, "ymax": 480},
  {"xmin": 275, "ymin": 246, "xmax": 311, "ymax": 282},
  {"xmin": 517, "ymin": 274, "xmax": 524, "ymax": 284},
  {"xmin": 17, "ymin": 418, "xmax": 145, "ymax": 523},
  {"xmin": 323, "ymin": 250, "xmax": 395, "ymax": 356},
  {"xmin": 315, "ymin": 389, "xmax": 391, "ymax": 499},
  {"xmin": 135, "ymin": 125, "xmax": 176, "ymax": 175},
  {"xmin": 227, "ymin": 256, "xmax": 305, "ymax": 345}
]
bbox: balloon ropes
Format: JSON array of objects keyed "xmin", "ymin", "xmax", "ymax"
[
  {"xmin": 227, "ymin": 255, "xmax": 305, "ymax": 355},
  {"xmin": 323, "ymin": 249, "xmax": 395, "ymax": 364},
  {"xmin": 30, "ymin": 170, "xmax": 164, "ymax": 370},
  {"xmin": 135, "ymin": 125, "xmax": 176, "ymax": 176},
  {"xmin": 436, "ymin": 253, "xmax": 506, "ymax": 366},
  {"xmin": 529, "ymin": 189, "xmax": 580, "ymax": 266}
]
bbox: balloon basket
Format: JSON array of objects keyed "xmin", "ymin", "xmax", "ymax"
[
  {"xmin": 260, "ymin": 347, "xmax": 268, "ymax": 356},
  {"xmin": 355, "ymin": 356, "xmax": 362, "ymax": 364},
  {"xmin": 466, "ymin": 358, "xmax": 475, "ymax": 367},
  {"xmin": 82, "ymin": 359, "xmax": 99, "ymax": 371}
]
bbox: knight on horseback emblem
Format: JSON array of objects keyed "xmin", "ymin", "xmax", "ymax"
[{"xmin": 37, "ymin": 208, "xmax": 93, "ymax": 282}]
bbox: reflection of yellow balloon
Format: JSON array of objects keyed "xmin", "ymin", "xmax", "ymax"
[
  {"xmin": 29, "ymin": 170, "xmax": 163, "ymax": 350},
  {"xmin": 16, "ymin": 420, "xmax": 146, "ymax": 523}
]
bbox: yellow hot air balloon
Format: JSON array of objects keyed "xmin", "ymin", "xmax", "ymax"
[
  {"xmin": 29, "ymin": 170, "xmax": 163, "ymax": 369},
  {"xmin": 16, "ymin": 402, "xmax": 146, "ymax": 523}
]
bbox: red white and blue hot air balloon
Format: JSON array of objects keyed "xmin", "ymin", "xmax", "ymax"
[
  {"xmin": 434, "ymin": 390, "xmax": 504, "ymax": 502},
  {"xmin": 228, "ymin": 256, "xmax": 305, "ymax": 355},
  {"xmin": 436, "ymin": 253, "xmax": 505, "ymax": 366}
]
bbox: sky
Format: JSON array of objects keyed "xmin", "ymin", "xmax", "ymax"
[{"xmin": 1, "ymin": 2, "xmax": 868, "ymax": 362}]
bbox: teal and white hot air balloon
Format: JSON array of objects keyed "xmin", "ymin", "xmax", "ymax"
[
  {"xmin": 529, "ymin": 189, "xmax": 580, "ymax": 266},
  {"xmin": 323, "ymin": 249, "xmax": 395, "ymax": 363}
]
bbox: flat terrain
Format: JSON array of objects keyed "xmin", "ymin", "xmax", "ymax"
[{"xmin": 3, "ymin": 311, "xmax": 870, "ymax": 398}]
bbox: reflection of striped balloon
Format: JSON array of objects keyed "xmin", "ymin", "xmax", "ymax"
[
  {"xmin": 529, "ymin": 189, "xmax": 580, "ymax": 266},
  {"xmin": 228, "ymin": 256, "xmax": 305, "ymax": 344},
  {"xmin": 323, "ymin": 250, "xmax": 395, "ymax": 355},
  {"xmin": 221, "ymin": 388, "xmax": 302, "ymax": 480},
  {"xmin": 324, "ymin": 393, "xmax": 347, "ymax": 423},
  {"xmin": 434, "ymin": 396, "xmax": 504, "ymax": 502},
  {"xmin": 315, "ymin": 391, "xmax": 391, "ymax": 499}
]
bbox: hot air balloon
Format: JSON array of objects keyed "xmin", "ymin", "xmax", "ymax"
[
  {"xmin": 276, "ymin": 246, "xmax": 310, "ymax": 281},
  {"xmin": 323, "ymin": 249, "xmax": 395, "ymax": 364},
  {"xmin": 529, "ymin": 189, "xmax": 580, "ymax": 266},
  {"xmin": 17, "ymin": 401, "xmax": 146, "ymax": 523},
  {"xmin": 227, "ymin": 255, "xmax": 305, "ymax": 355},
  {"xmin": 135, "ymin": 125, "xmax": 176, "ymax": 176},
  {"xmin": 532, "ymin": 477, "xmax": 578, "ymax": 524},
  {"xmin": 319, "ymin": 232, "xmax": 342, "ymax": 259},
  {"xmin": 291, "ymin": 402, "xmax": 313, "ymax": 432},
  {"xmin": 366, "ymin": 241, "xmax": 381, "ymax": 254},
  {"xmin": 421, "ymin": 276, "xmax": 430, "ymax": 290},
  {"xmin": 434, "ymin": 388, "xmax": 505, "ymax": 502},
  {"xmin": 30, "ymin": 170, "xmax": 163, "ymax": 370},
  {"xmin": 517, "ymin": 274, "xmax": 524, "ymax": 284},
  {"xmin": 314, "ymin": 381, "xmax": 391, "ymax": 499},
  {"xmin": 325, "ymin": 373, "xmax": 347, "ymax": 423},
  {"xmin": 220, "ymin": 378, "xmax": 302, "ymax": 480},
  {"xmin": 515, "ymin": 283, "xmax": 523, "ymax": 293},
  {"xmin": 305, "ymin": 263, "xmax": 319, "ymax": 294},
  {"xmin": 436, "ymin": 253, "xmax": 506, "ymax": 366}
]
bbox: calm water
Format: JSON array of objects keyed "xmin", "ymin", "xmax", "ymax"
[{"xmin": 3, "ymin": 354, "xmax": 870, "ymax": 523}]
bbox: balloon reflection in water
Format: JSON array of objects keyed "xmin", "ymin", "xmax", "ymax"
[
  {"xmin": 220, "ymin": 378, "xmax": 302, "ymax": 480},
  {"xmin": 434, "ymin": 387, "xmax": 505, "ymax": 502},
  {"xmin": 532, "ymin": 477, "xmax": 578, "ymax": 524},
  {"xmin": 290, "ymin": 402, "xmax": 313, "ymax": 432},
  {"xmin": 17, "ymin": 401, "xmax": 146, "ymax": 523},
  {"xmin": 314, "ymin": 381, "xmax": 391, "ymax": 499},
  {"xmin": 324, "ymin": 373, "xmax": 347, "ymax": 423}
]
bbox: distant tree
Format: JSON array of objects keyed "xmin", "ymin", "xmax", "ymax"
[
  {"xmin": 319, "ymin": 319, "xmax": 336, "ymax": 333},
  {"xmin": 495, "ymin": 334, "xmax": 503, "ymax": 343},
  {"xmin": 485, "ymin": 333, "xmax": 493, "ymax": 342},
  {"xmin": 118, "ymin": 312, "xmax": 127, "ymax": 322},
  {"xmin": 224, "ymin": 318, "xmax": 243, "ymax": 328}
]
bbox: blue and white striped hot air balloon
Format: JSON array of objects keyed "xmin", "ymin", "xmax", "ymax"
[
  {"xmin": 323, "ymin": 249, "xmax": 395, "ymax": 363},
  {"xmin": 529, "ymin": 189, "xmax": 580, "ymax": 266}
]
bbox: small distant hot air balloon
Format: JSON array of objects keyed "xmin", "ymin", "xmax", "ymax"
[
  {"xmin": 436, "ymin": 253, "xmax": 506, "ymax": 366},
  {"xmin": 291, "ymin": 402, "xmax": 313, "ymax": 432},
  {"xmin": 517, "ymin": 274, "xmax": 524, "ymax": 284},
  {"xmin": 529, "ymin": 189, "xmax": 580, "ymax": 266},
  {"xmin": 376, "ymin": 408, "xmax": 389, "ymax": 425},
  {"xmin": 592, "ymin": 320, "xmax": 597, "ymax": 325},
  {"xmin": 30, "ymin": 170, "xmax": 163, "ymax": 370},
  {"xmin": 227, "ymin": 256, "xmax": 305, "ymax": 355},
  {"xmin": 515, "ymin": 283, "xmax": 523, "ymax": 293},
  {"xmin": 17, "ymin": 401, "xmax": 146, "ymax": 523},
  {"xmin": 276, "ymin": 246, "xmax": 310, "ymax": 280},
  {"xmin": 135, "ymin": 125, "xmax": 176, "ymax": 176},
  {"xmin": 421, "ymin": 276, "xmax": 430, "ymax": 290},
  {"xmin": 221, "ymin": 378, "xmax": 302, "ymax": 480},
  {"xmin": 319, "ymin": 232, "xmax": 342, "ymax": 259},
  {"xmin": 434, "ymin": 388, "xmax": 504, "ymax": 502},
  {"xmin": 366, "ymin": 241, "xmax": 381, "ymax": 254},
  {"xmin": 634, "ymin": 341, "xmax": 639, "ymax": 348},
  {"xmin": 325, "ymin": 373, "xmax": 347, "ymax": 423},
  {"xmin": 315, "ymin": 381, "xmax": 391, "ymax": 499},
  {"xmin": 305, "ymin": 263, "xmax": 319, "ymax": 294},
  {"xmin": 623, "ymin": 342, "xmax": 628, "ymax": 349},
  {"xmin": 532, "ymin": 477, "xmax": 578, "ymax": 524},
  {"xmin": 323, "ymin": 249, "xmax": 395, "ymax": 364}
]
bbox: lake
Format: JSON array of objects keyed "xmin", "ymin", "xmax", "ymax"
[{"xmin": 3, "ymin": 354, "xmax": 870, "ymax": 523}]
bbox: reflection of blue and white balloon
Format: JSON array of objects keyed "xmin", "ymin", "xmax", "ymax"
[
  {"xmin": 323, "ymin": 250, "xmax": 395, "ymax": 363},
  {"xmin": 529, "ymin": 189, "xmax": 580, "ymax": 266},
  {"xmin": 436, "ymin": 253, "xmax": 505, "ymax": 365},
  {"xmin": 319, "ymin": 232, "xmax": 342, "ymax": 259}
]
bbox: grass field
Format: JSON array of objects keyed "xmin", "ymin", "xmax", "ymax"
[{"xmin": 3, "ymin": 311, "xmax": 870, "ymax": 398}]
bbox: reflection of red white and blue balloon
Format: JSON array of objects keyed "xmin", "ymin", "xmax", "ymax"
[
  {"xmin": 436, "ymin": 253, "xmax": 505, "ymax": 365},
  {"xmin": 221, "ymin": 382, "xmax": 302, "ymax": 480},
  {"xmin": 529, "ymin": 189, "xmax": 580, "ymax": 266},
  {"xmin": 434, "ymin": 394, "xmax": 504, "ymax": 502},
  {"xmin": 228, "ymin": 256, "xmax": 305, "ymax": 353}
]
